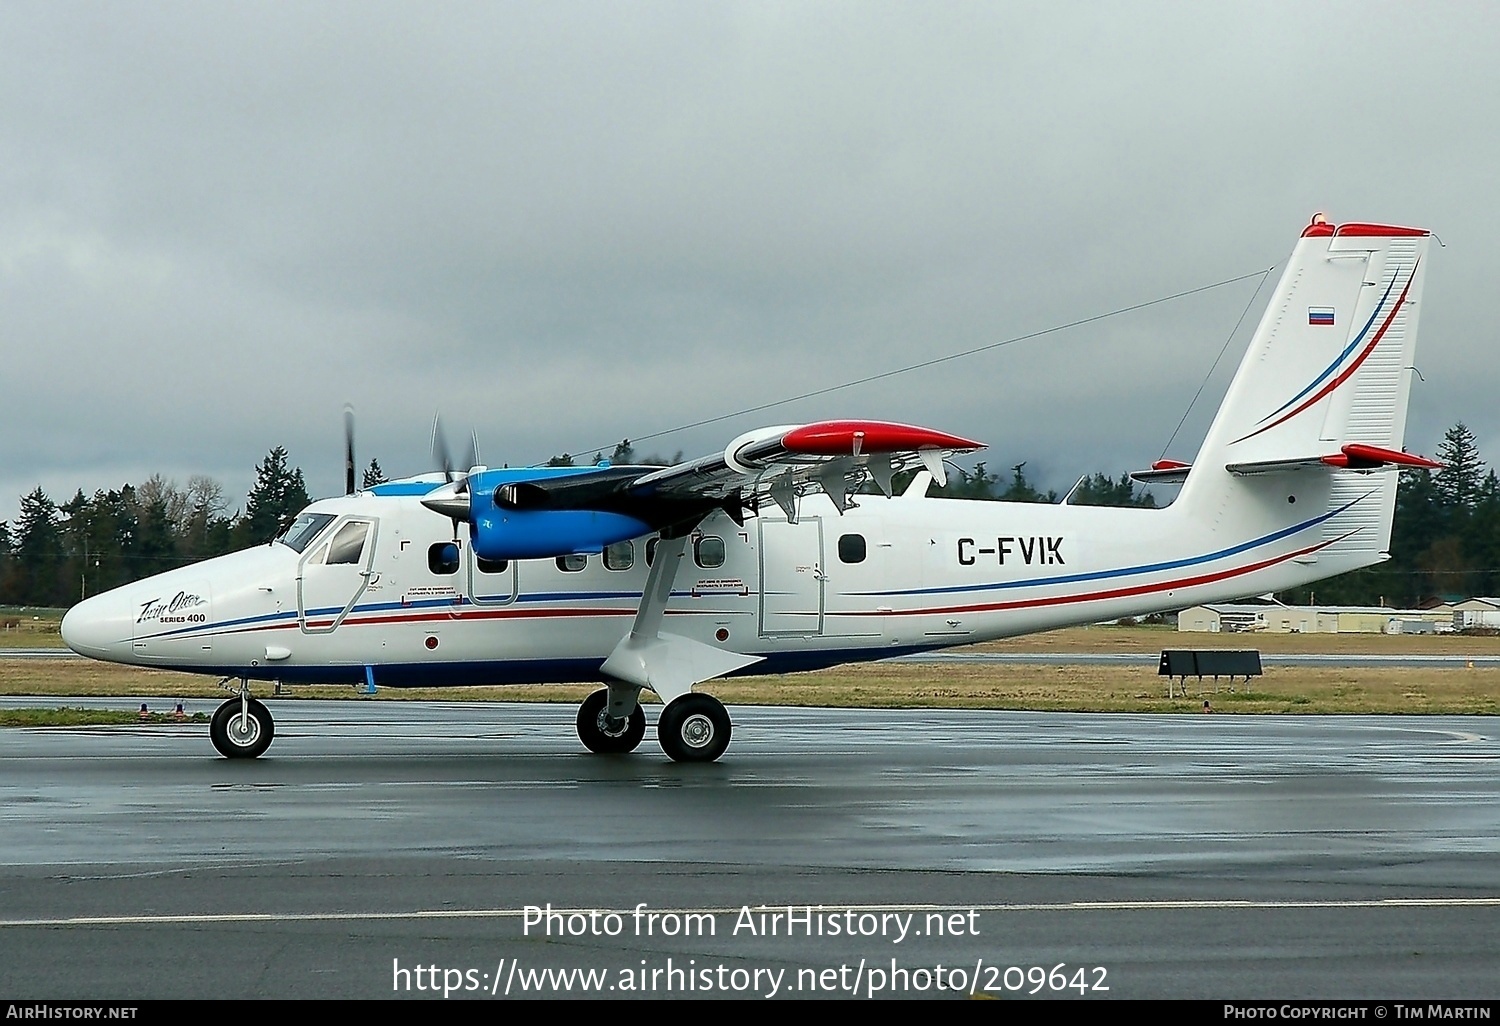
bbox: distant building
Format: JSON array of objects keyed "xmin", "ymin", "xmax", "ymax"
[
  {"xmin": 1453, "ymin": 598, "xmax": 1500, "ymax": 630},
  {"xmin": 1177, "ymin": 603, "xmax": 1454, "ymax": 634}
]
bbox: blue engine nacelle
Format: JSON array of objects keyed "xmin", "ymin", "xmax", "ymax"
[{"xmin": 465, "ymin": 468, "xmax": 654, "ymax": 560}]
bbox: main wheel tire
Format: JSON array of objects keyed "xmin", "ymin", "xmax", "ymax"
[
  {"xmin": 210, "ymin": 698, "xmax": 275, "ymax": 759},
  {"xmin": 657, "ymin": 693, "xmax": 731, "ymax": 763},
  {"xmin": 576, "ymin": 689, "xmax": 646, "ymax": 754}
]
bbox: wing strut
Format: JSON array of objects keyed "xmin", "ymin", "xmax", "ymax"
[{"xmin": 599, "ymin": 533, "xmax": 762, "ymax": 706}]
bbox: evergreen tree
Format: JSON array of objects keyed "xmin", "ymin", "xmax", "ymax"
[
  {"xmin": 14, "ymin": 488, "xmax": 64, "ymax": 605},
  {"xmin": 1389, "ymin": 467, "xmax": 1444, "ymax": 603},
  {"xmin": 998, "ymin": 463, "xmax": 1056, "ymax": 503},
  {"xmin": 1435, "ymin": 422, "xmax": 1485, "ymax": 516},
  {"xmin": 611, "ymin": 440, "xmax": 636, "ymax": 465},
  {"xmin": 0, "ymin": 520, "xmax": 13, "ymax": 603},
  {"xmin": 936, "ymin": 462, "xmax": 1000, "ymax": 500},
  {"xmin": 1464, "ymin": 470, "xmax": 1500, "ymax": 599},
  {"xmin": 1071, "ymin": 472, "xmax": 1157, "ymax": 508},
  {"xmin": 361, "ymin": 459, "xmax": 387, "ymax": 489},
  {"xmin": 133, "ymin": 490, "xmax": 176, "ymax": 569},
  {"xmin": 111, "ymin": 485, "xmax": 141, "ymax": 584},
  {"xmin": 636, "ymin": 449, "xmax": 683, "ymax": 467},
  {"xmin": 955, "ymin": 462, "xmax": 1000, "ymax": 500},
  {"xmin": 241, "ymin": 447, "xmax": 311, "ymax": 543},
  {"xmin": 546, "ymin": 453, "xmax": 576, "ymax": 467}
]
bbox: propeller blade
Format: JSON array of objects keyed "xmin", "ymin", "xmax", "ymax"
[
  {"xmin": 431, "ymin": 414, "xmax": 455, "ymax": 483},
  {"xmin": 465, "ymin": 430, "xmax": 480, "ymax": 475},
  {"xmin": 343, "ymin": 405, "xmax": 356, "ymax": 495}
]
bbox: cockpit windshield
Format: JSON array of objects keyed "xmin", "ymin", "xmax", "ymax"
[{"xmin": 276, "ymin": 512, "xmax": 337, "ymax": 553}]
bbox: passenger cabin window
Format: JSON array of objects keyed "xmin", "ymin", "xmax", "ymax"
[
  {"xmin": 277, "ymin": 512, "xmax": 336, "ymax": 553},
  {"xmin": 603, "ymin": 540, "xmax": 634, "ymax": 571},
  {"xmin": 557, "ymin": 554, "xmax": 588, "ymax": 572},
  {"xmin": 476, "ymin": 556, "xmax": 509, "ymax": 574},
  {"xmin": 428, "ymin": 542, "xmax": 460, "ymax": 575},
  {"xmin": 838, "ymin": 533, "xmax": 866, "ymax": 564},
  {"xmin": 645, "ymin": 537, "xmax": 659, "ymax": 567},
  {"xmin": 325, "ymin": 521, "xmax": 370, "ymax": 565},
  {"xmin": 694, "ymin": 535, "xmax": 726, "ymax": 569}
]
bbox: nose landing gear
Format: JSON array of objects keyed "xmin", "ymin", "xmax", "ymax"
[{"xmin": 210, "ymin": 679, "xmax": 275, "ymax": 759}]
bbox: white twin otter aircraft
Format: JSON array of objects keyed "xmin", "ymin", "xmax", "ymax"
[{"xmin": 63, "ymin": 216, "xmax": 1437, "ymax": 763}]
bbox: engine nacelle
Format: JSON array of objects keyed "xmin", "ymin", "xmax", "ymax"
[{"xmin": 467, "ymin": 476, "xmax": 651, "ymax": 560}]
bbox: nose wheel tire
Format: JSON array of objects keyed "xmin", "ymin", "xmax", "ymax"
[
  {"xmin": 576, "ymin": 689, "xmax": 646, "ymax": 754},
  {"xmin": 210, "ymin": 698, "xmax": 275, "ymax": 759},
  {"xmin": 657, "ymin": 693, "xmax": 731, "ymax": 763}
]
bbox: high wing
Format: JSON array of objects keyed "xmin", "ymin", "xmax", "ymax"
[
  {"xmin": 422, "ymin": 419, "xmax": 984, "ymax": 562},
  {"xmin": 629, "ymin": 420, "xmax": 984, "ymax": 520}
]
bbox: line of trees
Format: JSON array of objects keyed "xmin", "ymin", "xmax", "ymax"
[
  {"xmin": 0, "ymin": 447, "xmax": 342, "ymax": 608},
  {"xmin": 2, "ymin": 425, "xmax": 1492, "ymax": 609},
  {"xmin": 1279, "ymin": 423, "xmax": 1500, "ymax": 607}
]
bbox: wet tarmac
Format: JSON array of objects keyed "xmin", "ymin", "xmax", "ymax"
[{"xmin": 1, "ymin": 699, "xmax": 1497, "ymax": 999}]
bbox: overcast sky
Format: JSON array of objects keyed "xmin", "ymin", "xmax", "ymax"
[{"xmin": 2, "ymin": 1, "xmax": 1496, "ymax": 523}]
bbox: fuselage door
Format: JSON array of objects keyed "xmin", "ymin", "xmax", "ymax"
[
  {"xmin": 297, "ymin": 517, "xmax": 379, "ymax": 634},
  {"xmin": 759, "ymin": 517, "xmax": 825, "ymax": 636}
]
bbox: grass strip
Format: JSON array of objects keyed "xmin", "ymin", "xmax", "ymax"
[{"xmin": 0, "ymin": 707, "xmax": 210, "ymax": 727}]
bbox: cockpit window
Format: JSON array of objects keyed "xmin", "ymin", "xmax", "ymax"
[
  {"xmin": 277, "ymin": 513, "xmax": 336, "ymax": 553},
  {"xmin": 324, "ymin": 521, "xmax": 371, "ymax": 565}
]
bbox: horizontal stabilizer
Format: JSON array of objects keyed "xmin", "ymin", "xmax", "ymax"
[{"xmin": 1227, "ymin": 443, "xmax": 1441, "ymax": 477}]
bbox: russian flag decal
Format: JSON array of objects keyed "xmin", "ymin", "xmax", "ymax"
[{"xmin": 1308, "ymin": 307, "xmax": 1335, "ymax": 326}]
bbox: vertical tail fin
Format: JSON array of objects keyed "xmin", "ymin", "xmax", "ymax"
[
  {"xmin": 1187, "ymin": 216, "xmax": 1430, "ymax": 475},
  {"xmin": 1178, "ymin": 216, "xmax": 1432, "ymax": 574}
]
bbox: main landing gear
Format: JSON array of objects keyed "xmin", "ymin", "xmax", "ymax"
[
  {"xmin": 210, "ymin": 679, "xmax": 275, "ymax": 759},
  {"xmin": 575, "ymin": 688, "xmax": 732, "ymax": 763},
  {"xmin": 657, "ymin": 693, "xmax": 732, "ymax": 763},
  {"xmin": 576, "ymin": 687, "xmax": 647, "ymax": 754}
]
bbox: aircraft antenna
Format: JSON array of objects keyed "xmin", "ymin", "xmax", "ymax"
[
  {"xmin": 568, "ymin": 265, "xmax": 1276, "ymax": 461},
  {"xmin": 1156, "ymin": 265, "xmax": 1276, "ymax": 462}
]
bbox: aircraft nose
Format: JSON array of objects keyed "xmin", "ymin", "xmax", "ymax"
[{"xmin": 61, "ymin": 593, "xmax": 133, "ymax": 659}]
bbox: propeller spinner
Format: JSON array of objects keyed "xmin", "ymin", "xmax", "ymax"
[{"xmin": 423, "ymin": 415, "xmax": 477, "ymax": 529}]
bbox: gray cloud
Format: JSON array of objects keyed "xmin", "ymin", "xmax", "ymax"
[{"xmin": 2, "ymin": 1, "xmax": 1496, "ymax": 519}]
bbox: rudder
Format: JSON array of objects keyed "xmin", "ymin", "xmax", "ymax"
[{"xmin": 1176, "ymin": 215, "xmax": 1433, "ymax": 576}]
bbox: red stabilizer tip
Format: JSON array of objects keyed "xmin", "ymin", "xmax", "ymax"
[
  {"xmin": 1341, "ymin": 443, "xmax": 1442, "ymax": 468},
  {"xmin": 1333, "ymin": 223, "xmax": 1430, "ymax": 238}
]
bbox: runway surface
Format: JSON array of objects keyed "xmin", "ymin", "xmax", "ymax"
[{"xmin": 1, "ymin": 698, "xmax": 1497, "ymax": 1000}]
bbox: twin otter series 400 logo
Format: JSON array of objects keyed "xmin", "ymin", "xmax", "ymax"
[
  {"xmin": 957, "ymin": 536, "xmax": 1065, "ymax": 567},
  {"xmin": 137, "ymin": 590, "xmax": 209, "ymax": 625}
]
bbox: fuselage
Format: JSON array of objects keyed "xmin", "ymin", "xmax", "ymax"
[{"xmin": 61, "ymin": 471, "xmax": 1367, "ymax": 688}]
